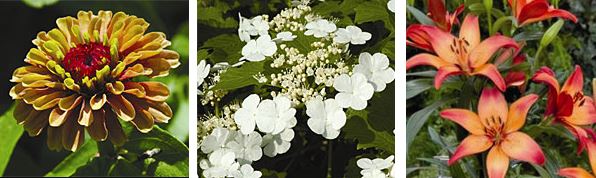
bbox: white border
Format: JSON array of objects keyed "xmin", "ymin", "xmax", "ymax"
[
  {"xmin": 188, "ymin": 0, "xmax": 198, "ymax": 177},
  {"xmin": 395, "ymin": 0, "xmax": 406, "ymax": 177}
]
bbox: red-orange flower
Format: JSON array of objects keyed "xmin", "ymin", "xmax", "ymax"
[
  {"xmin": 406, "ymin": 0, "xmax": 463, "ymax": 52},
  {"xmin": 406, "ymin": 15, "xmax": 519, "ymax": 91},
  {"xmin": 532, "ymin": 66, "xmax": 596, "ymax": 153},
  {"xmin": 427, "ymin": 0, "xmax": 464, "ymax": 32},
  {"xmin": 559, "ymin": 140, "xmax": 596, "ymax": 178},
  {"xmin": 508, "ymin": 0, "xmax": 577, "ymax": 26},
  {"xmin": 9, "ymin": 11, "xmax": 179, "ymax": 151},
  {"xmin": 441, "ymin": 87, "xmax": 545, "ymax": 178}
]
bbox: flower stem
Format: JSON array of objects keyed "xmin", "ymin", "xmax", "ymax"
[
  {"xmin": 327, "ymin": 140, "xmax": 333, "ymax": 178},
  {"xmin": 533, "ymin": 46, "xmax": 544, "ymax": 72}
]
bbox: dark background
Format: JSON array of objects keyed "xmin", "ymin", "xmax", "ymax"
[{"xmin": 0, "ymin": 1, "xmax": 188, "ymax": 176}]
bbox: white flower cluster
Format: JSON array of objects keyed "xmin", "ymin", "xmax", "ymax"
[
  {"xmin": 198, "ymin": 103, "xmax": 239, "ymax": 141},
  {"xmin": 199, "ymin": 1, "xmax": 395, "ymax": 177},
  {"xmin": 357, "ymin": 156, "xmax": 395, "ymax": 178},
  {"xmin": 199, "ymin": 128, "xmax": 263, "ymax": 178}
]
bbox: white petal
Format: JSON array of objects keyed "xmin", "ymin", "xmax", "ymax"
[
  {"xmin": 350, "ymin": 98, "xmax": 368, "ymax": 110},
  {"xmin": 372, "ymin": 53, "xmax": 390, "ymax": 70},
  {"xmin": 335, "ymin": 93, "xmax": 352, "ymax": 108},
  {"xmin": 357, "ymin": 158, "xmax": 374, "ymax": 169},
  {"xmin": 241, "ymin": 40, "xmax": 257, "ymax": 56},
  {"xmin": 242, "ymin": 94, "xmax": 260, "ymax": 108},
  {"xmin": 333, "ymin": 74, "xmax": 352, "ymax": 92},
  {"xmin": 307, "ymin": 117, "xmax": 326, "ymax": 134}
]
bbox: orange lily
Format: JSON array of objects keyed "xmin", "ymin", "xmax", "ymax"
[
  {"xmin": 508, "ymin": 0, "xmax": 577, "ymax": 26},
  {"xmin": 559, "ymin": 140, "xmax": 596, "ymax": 178},
  {"xmin": 406, "ymin": 15, "xmax": 519, "ymax": 91},
  {"xmin": 441, "ymin": 87, "xmax": 545, "ymax": 178},
  {"xmin": 406, "ymin": 0, "xmax": 463, "ymax": 52},
  {"xmin": 532, "ymin": 66, "xmax": 596, "ymax": 153},
  {"xmin": 427, "ymin": 0, "xmax": 464, "ymax": 32}
]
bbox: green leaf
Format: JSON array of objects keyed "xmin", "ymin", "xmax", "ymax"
[
  {"xmin": 406, "ymin": 99, "xmax": 452, "ymax": 151},
  {"xmin": 45, "ymin": 141, "xmax": 98, "ymax": 177},
  {"xmin": 406, "ymin": 79, "xmax": 432, "ymax": 100},
  {"xmin": 198, "ymin": 7, "xmax": 238, "ymax": 29},
  {"xmin": 531, "ymin": 164, "xmax": 552, "ymax": 178},
  {"xmin": 108, "ymin": 158, "xmax": 142, "ymax": 176},
  {"xmin": 382, "ymin": 40, "xmax": 395, "ymax": 60},
  {"xmin": 166, "ymin": 99, "xmax": 189, "ymax": 142},
  {"xmin": 355, "ymin": 0, "xmax": 394, "ymax": 32},
  {"xmin": 406, "ymin": 5, "xmax": 434, "ymax": 25},
  {"xmin": 0, "ymin": 106, "xmax": 24, "ymax": 176},
  {"xmin": 200, "ymin": 34, "xmax": 244, "ymax": 64},
  {"xmin": 171, "ymin": 23, "xmax": 189, "ymax": 62},
  {"xmin": 124, "ymin": 126, "xmax": 189, "ymax": 177},
  {"xmin": 211, "ymin": 61, "xmax": 265, "ymax": 90},
  {"xmin": 22, "ymin": 0, "xmax": 58, "ymax": 9},
  {"xmin": 73, "ymin": 157, "xmax": 113, "ymax": 176},
  {"xmin": 343, "ymin": 115, "xmax": 395, "ymax": 154},
  {"xmin": 540, "ymin": 19, "xmax": 565, "ymax": 48}
]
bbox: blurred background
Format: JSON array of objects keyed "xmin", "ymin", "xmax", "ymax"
[{"xmin": 0, "ymin": 0, "xmax": 188, "ymax": 176}]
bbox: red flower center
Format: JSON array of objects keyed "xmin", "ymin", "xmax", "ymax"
[
  {"xmin": 62, "ymin": 43, "xmax": 111, "ymax": 81},
  {"xmin": 484, "ymin": 116, "xmax": 507, "ymax": 144}
]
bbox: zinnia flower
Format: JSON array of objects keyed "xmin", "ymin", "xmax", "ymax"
[
  {"xmin": 559, "ymin": 140, "xmax": 596, "ymax": 178},
  {"xmin": 508, "ymin": 0, "xmax": 577, "ymax": 26},
  {"xmin": 441, "ymin": 87, "xmax": 545, "ymax": 178},
  {"xmin": 532, "ymin": 66, "xmax": 596, "ymax": 153},
  {"xmin": 406, "ymin": 0, "xmax": 464, "ymax": 52},
  {"xmin": 406, "ymin": 14, "xmax": 519, "ymax": 91},
  {"xmin": 9, "ymin": 11, "xmax": 179, "ymax": 151}
]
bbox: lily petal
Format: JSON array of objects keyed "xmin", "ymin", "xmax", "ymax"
[
  {"xmin": 459, "ymin": 15, "xmax": 481, "ymax": 49},
  {"xmin": 406, "ymin": 53, "xmax": 449, "ymax": 70},
  {"xmin": 428, "ymin": 0, "xmax": 447, "ymax": 29},
  {"xmin": 422, "ymin": 26, "xmax": 459, "ymax": 64},
  {"xmin": 440, "ymin": 109, "xmax": 485, "ymax": 135},
  {"xmin": 561, "ymin": 65, "xmax": 584, "ymax": 96},
  {"xmin": 501, "ymin": 132, "xmax": 545, "ymax": 165},
  {"xmin": 434, "ymin": 65, "xmax": 463, "ymax": 90},
  {"xmin": 558, "ymin": 168, "xmax": 595, "ymax": 178},
  {"xmin": 448, "ymin": 135, "xmax": 493, "ymax": 165},
  {"xmin": 532, "ymin": 67, "xmax": 561, "ymax": 92},
  {"xmin": 520, "ymin": 5, "xmax": 578, "ymax": 26},
  {"xmin": 505, "ymin": 94, "xmax": 539, "ymax": 133},
  {"xmin": 588, "ymin": 141, "xmax": 596, "ymax": 174},
  {"xmin": 517, "ymin": 0, "xmax": 549, "ymax": 25},
  {"xmin": 472, "ymin": 64, "xmax": 507, "ymax": 91},
  {"xmin": 406, "ymin": 25, "xmax": 434, "ymax": 52},
  {"xmin": 566, "ymin": 97, "xmax": 596, "ymax": 126},
  {"xmin": 478, "ymin": 87, "xmax": 508, "ymax": 127},
  {"xmin": 469, "ymin": 35, "xmax": 519, "ymax": 68},
  {"xmin": 487, "ymin": 146, "xmax": 510, "ymax": 178}
]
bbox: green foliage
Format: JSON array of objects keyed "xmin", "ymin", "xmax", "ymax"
[
  {"xmin": 211, "ymin": 61, "xmax": 265, "ymax": 90},
  {"xmin": 0, "ymin": 107, "xmax": 24, "ymax": 176},
  {"xmin": 22, "ymin": 0, "xmax": 58, "ymax": 9},
  {"xmin": 44, "ymin": 141, "xmax": 98, "ymax": 177}
]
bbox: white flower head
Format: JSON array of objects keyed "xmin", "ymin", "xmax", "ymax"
[
  {"xmin": 333, "ymin": 26, "xmax": 372, "ymax": 45},
  {"xmin": 231, "ymin": 164, "xmax": 262, "ymax": 178},
  {"xmin": 333, "ymin": 73, "xmax": 374, "ymax": 110},
  {"xmin": 387, "ymin": 0, "xmax": 395, "ymax": 13},
  {"xmin": 235, "ymin": 94, "xmax": 261, "ymax": 134},
  {"xmin": 262, "ymin": 128, "xmax": 295, "ymax": 157},
  {"xmin": 200, "ymin": 127, "xmax": 237, "ymax": 154},
  {"xmin": 274, "ymin": 31, "xmax": 297, "ymax": 42},
  {"xmin": 357, "ymin": 155, "xmax": 394, "ymax": 178},
  {"xmin": 226, "ymin": 131, "xmax": 263, "ymax": 164},
  {"xmin": 354, "ymin": 52, "xmax": 395, "ymax": 92},
  {"xmin": 200, "ymin": 149, "xmax": 240, "ymax": 178},
  {"xmin": 256, "ymin": 96, "xmax": 297, "ymax": 135},
  {"xmin": 306, "ymin": 98, "xmax": 346, "ymax": 139},
  {"xmin": 238, "ymin": 14, "xmax": 270, "ymax": 42},
  {"xmin": 242, "ymin": 35, "xmax": 277, "ymax": 62},
  {"xmin": 198, "ymin": 60, "xmax": 211, "ymax": 95},
  {"xmin": 305, "ymin": 19, "xmax": 337, "ymax": 38}
]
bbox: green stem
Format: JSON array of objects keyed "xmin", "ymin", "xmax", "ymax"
[
  {"xmin": 533, "ymin": 46, "xmax": 544, "ymax": 72},
  {"xmin": 487, "ymin": 9, "xmax": 493, "ymax": 35},
  {"xmin": 327, "ymin": 141, "xmax": 333, "ymax": 178}
]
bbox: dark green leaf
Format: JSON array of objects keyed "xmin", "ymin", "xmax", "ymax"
[
  {"xmin": 211, "ymin": 61, "xmax": 265, "ymax": 90},
  {"xmin": 406, "ymin": 79, "xmax": 432, "ymax": 100},
  {"xmin": 0, "ymin": 106, "xmax": 24, "ymax": 176},
  {"xmin": 406, "ymin": 5, "xmax": 434, "ymax": 25},
  {"xmin": 406, "ymin": 99, "xmax": 452, "ymax": 151},
  {"xmin": 22, "ymin": 0, "xmax": 58, "ymax": 9},
  {"xmin": 45, "ymin": 141, "xmax": 98, "ymax": 177}
]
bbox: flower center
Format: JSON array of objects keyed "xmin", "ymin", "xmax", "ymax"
[
  {"xmin": 62, "ymin": 43, "xmax": 111, "ymax": 81},
  {"xmin": 573, "ymin": 92, "xmax": 586, "ymax": 107},
  {"xmin": 484, "ymin": 116, "xmax": 506, "ymax": 144},
  {"xmin": 449, "ymin": 38, "xmax": 472, "ymax": 73}
]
